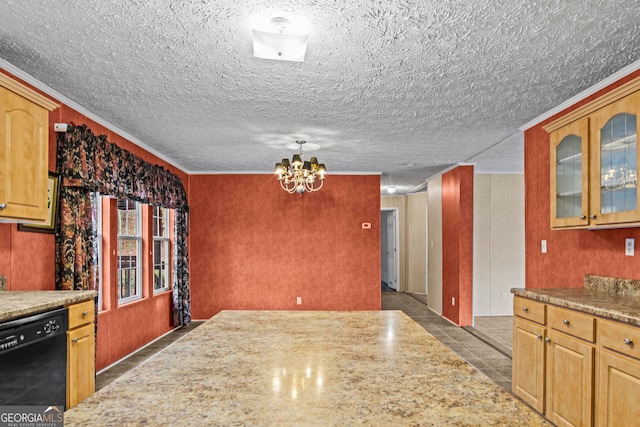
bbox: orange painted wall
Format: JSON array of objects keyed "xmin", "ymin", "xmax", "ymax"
[
  {"xmin": 525, "ymin": 69, "xmax": 640, "ymax": 289},
  {"xmin": 0, "ymin": 68, "xmax": 187, "ymax": 371},
  {"xmin": 189, "ymin": 174, "xmax": 381, "ymax": 318},
  {"xmin": 441, "ymin": 166, "xmax": 474, "ymax": 326}
]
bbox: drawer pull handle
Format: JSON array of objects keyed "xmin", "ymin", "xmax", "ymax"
[
  {"xmin": 545, "ymin": 337, "xmax": 551, "ymax": 343},
  {"xmin": 72, "ymin": 337, "xmax": 79, "ymax": 344},
  {"xmin": 522, "ymin": 307, "xmax": 528, "ymax": 312},
  {"xmin": 0, "ymin": 203, "xmax": 6, "ymax": 210},
  {"xmin": 82, "ymin": 310, "xmax": 89, "ymax": 317},
  {"xmin": 624, "ymin": 338, "xmax": 633, "ymax": 345},
  {"xmin": 562, "ymin": 319, "xmax": 570, "ymax": 326},
  {"xmin": 536, "ymin": 334, "xmax": 542, "ymax": 340}
]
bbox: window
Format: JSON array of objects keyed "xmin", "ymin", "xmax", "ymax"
[
  {"xmin": 153, "ymin": 206, "xmax": 170, "ymax": 293},
  {"xmin": 117, "ymin": 199, "xmax": 142, "ymax": 303}
]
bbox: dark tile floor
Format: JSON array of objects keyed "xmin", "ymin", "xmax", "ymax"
[
  {"xmin": 97, "ymin": 292, "xmax": 513, "ymax": 392},
  {"xmin": 96, "ymin": 321, "xmax": 204, "ymax": 391},
  {"xmin": 381, "ymin": 291, "xmax": 512, "ymax": 390},
  {"xmin": 470, "ymin": 315, "xmax": 513, "ymax": 357}
]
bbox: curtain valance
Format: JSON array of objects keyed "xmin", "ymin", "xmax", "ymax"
[{"xmin": 55, "ymin": 124, "xmax": 191, "ymax": 326}]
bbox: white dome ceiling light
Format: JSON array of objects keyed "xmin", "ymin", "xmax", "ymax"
[{"xmin": 252, "ymin": 17, "xmax": 309, "ymax": 62}]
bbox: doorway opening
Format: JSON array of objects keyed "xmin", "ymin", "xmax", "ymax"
[{"xmin": 380, "ymin": 208, "xmax": 399, "ymax": 291}]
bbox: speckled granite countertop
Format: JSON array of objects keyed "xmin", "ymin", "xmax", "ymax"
[
  {"xmin": 65, "ymin": 310, "xmax": 549, "ymax": 426},
  {"xmin": 0, "ymin": 290, "xmax": 97, "ymax": 322},
  {"xmin": 512, "ymin": 275, "xmax": 640, "ymax": 326}
]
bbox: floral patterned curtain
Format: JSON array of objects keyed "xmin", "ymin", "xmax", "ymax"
[{"xmin": 56, "ymin": 124, "xmax": 191, "ymax": 326}]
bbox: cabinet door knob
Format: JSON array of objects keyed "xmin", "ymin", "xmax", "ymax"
[
  {"xmin": 522, "ymin": 306, "xmax": 528, "ymax": 312},
  {"xmin": 590, "ymin": 214, "xmax": 597, "ymax": 220},
  {"xmin": 624, "ymin": 337, "xmax": 633, "ymax": 345},
  {"xmin": 580, "ymin": 214, "xmax": 587, "ymax": 220},
  {"xmin": 562, "ymin": 319, "xmax": 570, "ymax": 326},
  {"xmin": 545, "ymin": 337, "xmax": 551, "ymax": 343},
  {"xmin": 82, "ymin": 310, "xmax": 89, "ymax": 317},
  {"xmin": 72, "ymin": 337, "xmax": 79, "ymax": 344},
  {"xmin": 536, "ymin": 334, "xmax": 542, "ymax": 340},
  {"xmin": 0, "ymin": 203, "xmax": 6, "ymax": 210}
]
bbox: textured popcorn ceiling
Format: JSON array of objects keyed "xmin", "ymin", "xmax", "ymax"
[{"xmin": 1, "ymin": 0, "xmax": 639, "ymax": 194}]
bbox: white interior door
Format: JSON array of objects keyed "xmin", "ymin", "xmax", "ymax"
[
  {"xmin": 381, "ymin": 211, "xmax": 389, "ymax": 285},
  {"xmin": 382, "ymin": 209, "xmax": 398, "ymax": 290}
]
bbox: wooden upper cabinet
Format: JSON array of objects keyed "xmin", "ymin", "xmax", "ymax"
[
  {"xmin": 550, "ymin": 117, "xmax": 590, "ymax": 228},
  {"xmin": 546, "ymin": 78, "xmax": 640, "ymax": 229},
  {"xmin": 590, "ymin": 91, "xmax": 640, "ymax": 226},
  {"xmin": 0, "ymin": 74, "xmax": 58, "ymax": 221}
]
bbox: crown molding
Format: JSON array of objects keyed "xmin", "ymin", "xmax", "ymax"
[
  {"xmin": 0, "ymin": 73, "xmax": 58, "ymax": 110},
  {"xmin": 520, "ymin": 58, "xmax": 640, "ymax": 131},
  {"xmin": 543, "ymin": 76, "xmax": 640, "ymax": 132},
  {"xmin": 0, "ymin": 58, "xmax": 189, "ymax": 174}
]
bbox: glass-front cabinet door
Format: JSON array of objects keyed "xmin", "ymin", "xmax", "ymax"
[
  {"xmin": 590, "ymin": 91, "xmax": 640, "ymax": 225},
  {"xmin": 550, "ymin": 117, "xmax": 589, "ymax": 228}
]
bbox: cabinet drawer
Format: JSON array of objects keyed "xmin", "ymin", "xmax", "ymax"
[
  {"xmin": 514, "ymin": 296, "xmax": 546, "ymax": 324},
  {"xmin": 548, "ymin": 305, "xmax": 596, "ymax": 342},
  {"xmin": 599, "ymin": 319, "xmax": 640, "ymax": 360},
  {"xmin": 68, "ymin": 300, "xmax": 95, "ymax": 329}
]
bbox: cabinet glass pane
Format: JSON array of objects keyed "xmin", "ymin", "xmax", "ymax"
[
  {"xmin": 556, "ymin": 134, "xmax": 582, "ymax": 218},
  {"xmin": 600, "ymin": 113, "xmax": 637, "ymax": 214}
]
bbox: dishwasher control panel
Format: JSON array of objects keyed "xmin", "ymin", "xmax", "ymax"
[{"xmin": 0, "ymin": 307, "xmax": 68, "ymax": 354}]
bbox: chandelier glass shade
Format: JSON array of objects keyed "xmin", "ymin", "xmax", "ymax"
[{"xmin": 274, "ymin": 140, "xmax": 327, "ymax": 194}]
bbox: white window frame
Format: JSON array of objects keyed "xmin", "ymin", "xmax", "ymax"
[
  {"xmin": 117, "ymin": 199, "xmax": 142, "ymax": 304},
  {"xmin": 152, "ymin": 206, "xmax": 171, "ymax": 293},
  {"xmin": 93, "ymin": 193, "xmax": 104, "ymax": 311}
]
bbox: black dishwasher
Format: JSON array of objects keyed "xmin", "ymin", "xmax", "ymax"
[{"xmin": 0, "ymin": 307, "xmax": 68, "ymax": 408}]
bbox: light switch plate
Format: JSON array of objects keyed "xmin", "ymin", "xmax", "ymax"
[
  {"xmin": 541, "ymin": 240, "xmax": 547, "ymax": 254},
  {"xmin": 626, "ymin": 238, "xmax": 634, "ymax": 256}
]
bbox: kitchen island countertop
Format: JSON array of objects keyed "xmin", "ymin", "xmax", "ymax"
[{"xmin": 65, "ymin": 310, "xmax": 549, "ymax": 426}]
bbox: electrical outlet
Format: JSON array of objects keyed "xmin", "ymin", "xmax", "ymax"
[
  {"xmin": 296, "ymin": 297, "xmax": 302, "ymax": 305},
  {"xmin": 452, "ymin": 297, "xmax": 455, "ymax": 306},
  {"xmin": 541, "ymin": 240, "xmax": 547, "ymax": 254},
  {"xmin": 502, "ymin": 292, "xmax": 507, "ymax": 300},
  {"xmin": 626, "ymin": 238, "xmax": 635, "ymax": 256}
]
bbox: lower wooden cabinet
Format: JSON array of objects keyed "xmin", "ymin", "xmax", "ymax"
[
  {"xmin": 66, "ymin": 300, "xmax": 96, "ymax": 409},
  {"xmin": 597, "ymin": 319, "xmax": 640, "ymax": 426},
  {"xmin": 597, "ymin": 350, "xmax": 640, "ymax": 426},
  {"xmin": 513, "ymin": 297, "xmax": 640, "ymax": 426},
  {"xmin": 513, "ymin": 298, "xmax": 595, "ymax": 426},
  {"xmin": 512, "ymin": 317, "xmax": 546, "ymax": 412},
  {"xmin": 546, "ymin": 330, "xmax": 594, "ymax": 427}
]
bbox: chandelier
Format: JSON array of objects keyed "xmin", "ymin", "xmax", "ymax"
[{"xmin": 274, "ymin": 140, "xmax": 327, "ymax": 194}]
